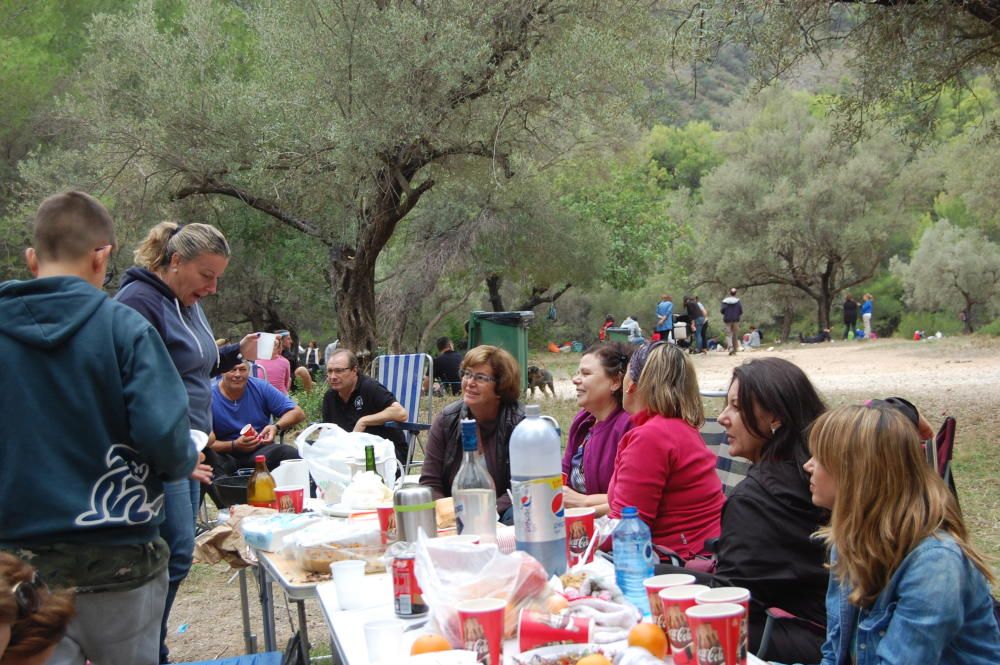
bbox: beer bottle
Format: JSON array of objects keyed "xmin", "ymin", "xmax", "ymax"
[
  {"xmin": 247, "ymin": 455, "xmax": 277, "ymax": 508},
  {"xmin": 364, "ymin": 444, "xmax": 376, "ymax": 472}
]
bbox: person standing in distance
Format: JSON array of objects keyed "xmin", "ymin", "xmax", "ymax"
[
  {"xmin": 0, "ymin": 191, "xmax": 196, "ymax": 665},
  {"xmin": 116, "ymin": 221, "xmax": 258, "ymax": 663},
  {"xmin": 655, "ymin": 294, "xmax": 674, "ymax": 342},
  {"xmin": 721, "ymin": 288, "xmax": 743, "ymax": 356}
]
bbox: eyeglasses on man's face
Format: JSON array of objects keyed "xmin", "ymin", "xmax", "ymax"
[
  {"xmin": 327, "ymin": 366, "xmax": 354, "ymax": 375},
  {"xmin": 460, "ymin": 370, "xmax": 496, "ymax": 384}
]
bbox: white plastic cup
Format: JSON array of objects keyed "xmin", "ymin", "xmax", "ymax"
[
  {"xmin": 364, "ymin": 619, "xmax": 404, "ymax": 663},
  {"xmin": 256, "ymin": 332, "xmax": 277, "ymax": 360},
  {"xmin": 330, "ymin": 560, "xmax": 366, "ymax": 610}
]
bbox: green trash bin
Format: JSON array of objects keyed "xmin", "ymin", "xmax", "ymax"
[
  {"xmin": 468, "ymin": 311, "xmax": 534, "ymax": 392},
  {"xmin": 606, "ymin": 327, "xmax": 630, "ymax": 344}
]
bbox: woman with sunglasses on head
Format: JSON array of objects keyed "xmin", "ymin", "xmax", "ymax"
[
  {"xmin": 562, "ymin": 342, "xmax": 635, "ymax": 517},
  {"xmin": 803, "ymin": 405, "xmax": 999, "ymax": 665},
  {"xmin": 116, "ymin": 222, "xmax": 258, "ymax": 663},
  {"xmin": 420, "ymin": 345, "xmax": 525, "ymax": 525},
  {"xmin": 606, "ymin": 342, "xmax": 724, "ymax": 561},
  {"xmin": 0, "ymin": 553, "xmax": 74, "ymax": 665}
]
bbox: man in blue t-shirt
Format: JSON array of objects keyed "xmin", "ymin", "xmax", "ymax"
[
  {"xmin": 210, "ymin": 362, "xmax": 306, "ymax": 470},
  {"xmin": 655, "ymin": 293, "xmax": 674, "ymax": 341}
]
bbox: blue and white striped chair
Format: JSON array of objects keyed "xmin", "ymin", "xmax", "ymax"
[{"xmin": 373, "ymin": 353, "xmax": 433, "ymax": 476}]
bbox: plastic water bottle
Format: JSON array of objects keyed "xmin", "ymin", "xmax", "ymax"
[
  {"xmin": 452, "ymin": 419, "xmax": 497, "ymax": 543},
  {"xmin": 510, "ymin": 404, "xmax": 567, "ymax": 576},
  {"xmin": 613, "ymin": 506, "xmax": 654, "ymax": 614}
]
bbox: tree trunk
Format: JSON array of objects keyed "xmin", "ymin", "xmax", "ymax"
[
  {"xmin": 486, "ymin": 274, "xmax": 505, "ymax": 311},
  {"xmin": 962, "ymin": 299, "xmax": 974, "ymax": 334},
  {"xmin": 329, "ymin": 245, "xmax": 379, "ymax": 369},
  {"xmin": 780, "ymin": 305, "xmax": 794, "ymax": 343},
  {"xmin": 817, "ymin": 291, "xmax": 833, "ymax": 333}
]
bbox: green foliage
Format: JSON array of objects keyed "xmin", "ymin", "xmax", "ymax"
[
  {"xmin": 898, "ymin": 312, "xmax": 965, "ymax": 338},
  {"xmin": 892, "ymin": 220, "xmax": 1000, "ymax": 328},
  {"xmin": 976, "ymin": 319, "xmax": 1000, "ymax": 336},
  {"xmin": 290, "ymin": 386, "xmax": 325, "ymax": 425},
  {"xmin": 693, "ymin": 87, "xmax": 915, "ymax": 330},
  {"xmin": 645, "ymin": 122, "xmax": 723, "ymax": 193}
]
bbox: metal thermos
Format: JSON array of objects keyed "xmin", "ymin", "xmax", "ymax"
[{"xmin": 393, "ymin": 484, "xmax": 437, "ymax": 542}]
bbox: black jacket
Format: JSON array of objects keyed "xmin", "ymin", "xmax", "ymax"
[{"xmin": 714, "ymin": 451, "xmax": 830, "ymax": 663}]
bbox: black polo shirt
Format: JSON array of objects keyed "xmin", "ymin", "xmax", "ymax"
[
  {"xmin": 322, "ymin": 375, "xmax": 406, "ymax": 454},
  {"xmin": 433, "ymin": 350, "xmax": 463, "ymax": 395}
]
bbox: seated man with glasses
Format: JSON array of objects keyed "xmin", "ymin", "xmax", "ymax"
[
  {"xmin": 209, "ymin": 361, "xmax": 306, "ymax": 472},
  {"xmin": 322, "ymin": 349, "xmax": 409, "ymax": 466}
]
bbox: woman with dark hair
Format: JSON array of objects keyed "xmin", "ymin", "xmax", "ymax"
[
  {"xmin": 419, "ymin": 345, "xmax": 525, "ymax": 524},
  {"xmin": 606, "ymin": 342, "xmax": 724, "ymax": 560},
  {"xmin": 0, "ymin": 553, "xmax": 75, "ymax": 665},
  {"xmin": 562, "ymin": 343, "xmax": 634, "ymax": 516},
  {"xmin": 713, "ymin": 357, "xmax": 829, "ymax": 662}
]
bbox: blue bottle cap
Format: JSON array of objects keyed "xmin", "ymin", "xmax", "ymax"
[
  {"xmin": 460, "ymin": 418, "xmax": 478, "ymax": 451},
  {"xmin": 621, "ymin": 506, "xmax": 638, "ymax": 518}
]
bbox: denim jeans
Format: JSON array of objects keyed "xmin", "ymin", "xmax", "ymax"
[
  {"xmin": 694, "ymin": 316, "xmax": 706, "ymax": 350},
  {"xmin": 158, "ymin": 478, "xmax": 198, "ymax": 662}
]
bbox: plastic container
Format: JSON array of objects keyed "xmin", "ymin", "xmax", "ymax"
[
  {"xmin": 510, "ymin": 405, "xmax": 567, "ymax": 576},
  {"xmin": 452, "ymin": 419, "xmax": 497, "ymax": 542},
  {"xmin": 467, "ymin": 311, "xmax": 533, "ymax": 391},
  {"xmin": 613, "ymin": 506, "xmax": 655, "ymax": 614}
]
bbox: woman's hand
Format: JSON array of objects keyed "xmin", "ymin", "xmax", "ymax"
[
  {"xmin": 190, "ymin": 451, "xmax": 213, "ymax": 484},
  {"xmin": 563, "ymin": 486, "xmax": 591, "ymax": 509},
  {"xmin": 238, "ymin": 333, "xmax": 260, "ymax": 362}
]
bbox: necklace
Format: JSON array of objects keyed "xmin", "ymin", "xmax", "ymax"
[{"xmin": 219, "ymin": 386, "xmax": 243, "ymax": 407}]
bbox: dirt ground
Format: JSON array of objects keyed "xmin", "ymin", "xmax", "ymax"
[{"xmin": 167, "ymin": 336, "xmax": 1000, "ymax": 662}]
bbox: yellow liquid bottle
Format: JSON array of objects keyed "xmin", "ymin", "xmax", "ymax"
[{"xmin": 247, "ymin": 455, "xmax": 276, "ymax": 508}]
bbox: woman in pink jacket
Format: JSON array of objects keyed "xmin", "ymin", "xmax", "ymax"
[{"xmin": 606, "ymin": 342, "xmax": 724, "ymax": 561}]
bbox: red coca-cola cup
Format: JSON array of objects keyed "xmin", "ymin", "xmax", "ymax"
[
  {"xmin": 517, "ymin": 609, "xmax": 594, "ymax": 652},
  {"xmin": 685, "ymin": 602, "xmax": 747, "ymax": 665},
  {"xmin": 658, "ymin": 584, "xmax": 710, "ymax": 665},
  {"xmin": 643, "ymin": 574, "xmax": 696, "ymax": 637},
  {"xmin": 696, "ymin": 587, "xmax": 751, "ymax": 661},
  {"xmin": 376, "ymin": 504, "xmax": 397, "ymax": 545},
  {"xmin": 458, "ymin": 598, "xmax": 506, "ymax": 665},
  {"xmin": 274, "ymin": 486, "xmax": 304, "ymax": 513},
  {"xmin": 240, "ymin": 423, "xmax": 258, "ymax": 439},
  {"xmin": 564, "ymin": 507, "xmax": 596, "ymax": 566}
]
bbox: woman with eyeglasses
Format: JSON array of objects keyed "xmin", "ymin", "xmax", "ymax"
[
  {"xmin": 804, "ymin": 405, "xmax": 1000, "ymax": 664},
  {"xmin": 605, "ymin": 342, "xmax": 724, "ymax": 561},
  {"xmin": 561, "ymin": 342, "xmax": 635, "ymax": 517},
  {"xmin": 0, "ymin": 553, "xmax": 74, "ymax": 665},
  {"xmin": 116, "ymin": 222, "xmax": 258, "ymax": 664},
  {"xmin": 420, "ymin": 345, "xmax": 525, "ymax": 525}
]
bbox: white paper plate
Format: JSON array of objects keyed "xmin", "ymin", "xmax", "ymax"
[
  {"xmin": 407, "ymin": 650, "xmax": 477, "ymax": 664},
  {"xmin": 511, "ymin": 643, "xmax": 619, "ymax": 665},
  {"xmin": 320, "ymin": 503, "xmax": 378, "ymax": 518},
  {"xmin": 190, "ymin": 429, "xmax": 209, "ymax": 452}
]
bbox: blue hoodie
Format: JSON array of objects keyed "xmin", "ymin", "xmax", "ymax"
[
  {"xmin": 116, "ymin": 267, "xmax": 242, "ymax": 433},
  {"xmin": 0, "ymin": 276, "xmax": 195, "ymax": 547}
]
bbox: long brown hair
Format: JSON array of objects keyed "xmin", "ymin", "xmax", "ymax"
[
  {"xmin": 809, "ymin": 405, "xmax": 993, "ymax": 607},
  {"xmin": 631, "ymin": 342, "xmax": 703, "ymax": 428},
  {"xmin": 0, "ymin": 553, "xmax": 75, "ymax": 660}
]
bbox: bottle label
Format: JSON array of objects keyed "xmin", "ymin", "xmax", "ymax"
[{"xmin": 511, "ymin": 476, "xmax": 564, "ymax": 543}]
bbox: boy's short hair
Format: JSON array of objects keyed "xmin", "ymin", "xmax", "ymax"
[{"xmin": 33, "ymin": 191, "xmax": 116, "ymax": 262}]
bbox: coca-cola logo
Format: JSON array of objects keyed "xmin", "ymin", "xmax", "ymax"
[{"xmin": 669, "ymin": 625, "xmax": 692, "ymax": 647}]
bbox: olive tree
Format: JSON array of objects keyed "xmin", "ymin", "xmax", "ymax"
[{"xmin": 23, "ymin": 0, "xmax": 668, "ymax": 355}]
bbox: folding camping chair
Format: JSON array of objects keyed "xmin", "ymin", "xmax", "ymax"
[
  {"xmin": 700, "ymin": 418, "xmax": 751, "ymax": 497},
  {"xmin": 373, "ymin": 353, "xmax": 433, "ymax": 476},
  {"xmin": 933, "ymin": 416, "xmax": 959, "ymax": 504}
]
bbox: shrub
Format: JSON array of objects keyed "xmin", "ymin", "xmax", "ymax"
[
  {"xmin": 977, "ymin": 319, "xmax": 1000, "ymax": 336},
  {"xmin": 897, "ymin": 311, "xmax": 964, "ymax": 337}
]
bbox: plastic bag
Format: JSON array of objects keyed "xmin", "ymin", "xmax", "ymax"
[
  {"xmin": 296, "ymin": 423, "xmax": 399, "ymax": 503},
  {"xmin": 414, "ymin": 535, "xmax": 552, "ymax": 645}
]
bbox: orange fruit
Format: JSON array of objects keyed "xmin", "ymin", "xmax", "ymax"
[
  {"xmin": 627, "ymin": 622, "xmax": 668, "ymax": 659},
  {"xmin": 410, "ymin": 634, "xmax": 452, "ymax": 655},
  {"xmin": 576, "ymin": 655, "xmax": 612, "ymax": 665},
  {"xmin": 546, "ymin": 594, "xmax": 570, "ymax": 613}
]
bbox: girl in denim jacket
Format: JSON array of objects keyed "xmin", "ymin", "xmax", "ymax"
[{"xmin": 799, "ymin": 405, "xmax": 999, "ymax": 665}]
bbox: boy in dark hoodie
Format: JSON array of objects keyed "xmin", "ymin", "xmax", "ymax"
[
  {"xmin": 721, "ymin": 287, "xmax": 743, "ymax": 356},
  {"xmin": 0, "ymin": 192, "xmax": 195, "ymax": 665}
]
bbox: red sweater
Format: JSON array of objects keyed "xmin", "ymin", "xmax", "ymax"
[{"xmin": 606, "ymin": 410, "xmax": 724, "ymax": 560}]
